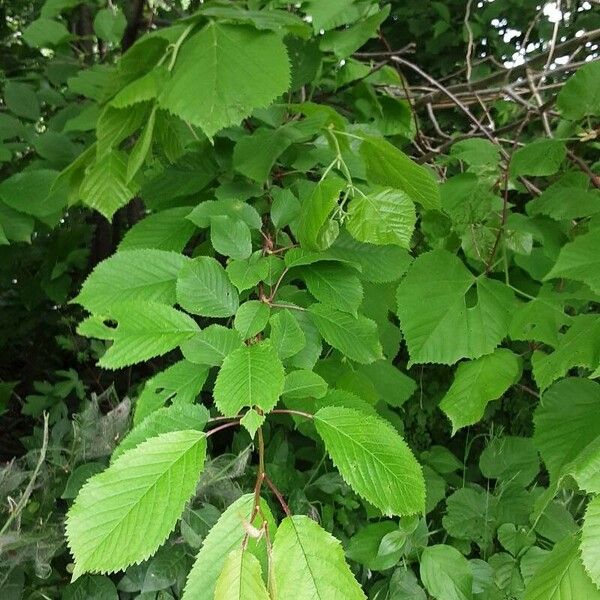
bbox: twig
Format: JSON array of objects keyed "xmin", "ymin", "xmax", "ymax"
[
  {"xmin": 464, "ymin": 0, "xmax": 475, "ymax": 82},
  {"xmin": 271, "ymin": 409, "xmax": 314, "ymax": 420},
  {"xmin": 264, "ymin": 475, "xmax": 291, "ymax": 517},
  {"xmin": 206, "ymin": 420, "xmax": 240, "ymax": 438}
]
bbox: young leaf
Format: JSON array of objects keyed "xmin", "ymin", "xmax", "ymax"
[
  {"xmin": 214, "ymin": 549, "xmax": 270, "ymax": 600},
  {"xmin": 302, "ymin": 262, "xmax": 363, "ymax": 316},
  {"xmin": 159, "ymin": 23, "xmax": 290, "ymax": 138},
  {"xmin": 66, "ymin": 430, "xmax": 207, "ymax": 578},
  {"xmin": 269, "ymin": 309, "xmax": 306, "ymax": 359},
  {"xmin": 314, "ymin": 406, "xmax": 425, "ymax": 515},
  {"xmin": 181, "ymin": 325, "xmax": 243, "ymax": 367},
  {"xmin": 176, "ymin": 256, "xmax": 239, "ymax": 317},
  {"xmin": 346, "ymin": 188, "xmax": 416, "ymax": 248},
  {"xmin": 74, "ymin": 250, "xmax": 188, "ymax": 314},
  {"xmin": 420, "ymin": 544, "xmax": 473, "ymax": 600},
  {"xmin": 272, "ymin": 515, "xmax": 366, "ymax": 600},
  {"xmin": 182, "ymin": 494, "xmax": 275, "ymax": 600},
  {"xmin": 396, "ymin": 250, "xmax": 514, "ymax": 365},
  {"xmin": 234, "ymin": 301, "xmax": 270, "ymax": 340},
  {"xmin": 213, "ymin": 341, "xmax": 285, "ymax": 416},
  {"xmin": 240, "ymin": 408, "xmax": 266, "ymax": 439},
  {"xmin": 439, "ymin": 349, "xmax": 522, "ymax": 432},
  {"xmin": 360, "ymin": 136, "xmax": 440, "ymax": 210},
  {"xmin": 96, "ymin": 302, "xmax": 199, "ymax": 370},
  {"xmin": 308, "ymin": 303, "xmax": 383, "ymax": 364}
]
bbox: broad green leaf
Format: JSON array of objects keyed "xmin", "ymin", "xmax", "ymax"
[
  {"xmin": 360, "ymin": 136, "xmax": 440, "ymax": 210},
  {"xmin": 134, "ymin": 360, "xmax": 209, "ymax": 425},
  {"xmin": 159, "ymin": 23, "xmax": 290, "ymax": 137},
  {"xmin": 283, "ymin": 369, "xmax": 328, "ymax": 398},
  {"xmin": 118, "ymin": 207, "xmax": 196, "ymax": 253},
  {"xmin": 269, "ymin": 309, "xmax": 306, "ymax": 359},
  {"xmin": 63, "ymin": 574, "xmax": 118, "ymax": 600},
  {"xmin": 302, "ymin": 0, "xmax": 362, "ymax": 32},
  {"xmin": 74, "ymin": 250, "xmax": 188, "ymax": 314},
  {"xmin": 62, "ymin": 463, "xmax": 106, "ymax": 500},
  {"xmin": 297, "ymin": 176, "xmax": 344, "ymax": 251},
  {"xmin": 214, "ymin": 549, "xmax": 270, "ymax": 600},
  {"xmin": 532, "ymin": 314, "xmax": 600, "ymax": 391},
  {"xmin": 181, "ymin": 325, "xmax": 243, "ymax": 367},
  {"xmin": 115, "ymin": 403, "xmax": 208, "ymax": 460},
  {"xmin": 396, "ymin": 250, "xmax": 514, "ymax": 365},
  {"xmin": 479, "ymin": 436, "xmax": 540, "ymax": 487},
  {"xmin": 439, "ymin": 349, "xmax": 522, "ymax": 432},
  {"xmin": 95, "ymin": 302, "xmax": 199, "ymax": 370},
  {"xmin": 544, "ymin": 229, "xmax": 600, "ymax": 295},
  {"xmin": 226, "ymin": 255, "xmax": 270, "ymax": 292},
  {"xmin": 0, "ymin": 169, "xmax": 64, "ymax": 217},
  {"xmin": 234, "ymin": 301, "xmax": 270, "ymax": 339},
  {"xmin": 213, "ymin": 341, "xmax": 285, "ymax": 416},
  {"xmin": 442, "ymin": 487, "xmax": 496, "ymax": 548},
  {"xmin": 182, "ymin": 494, "xmax": 275, "ymax": 600},
  {"xmin": 4, "ymin": 81, "xmax": 40, "ymax": 121},
  {"xmin": 524, "ymin": 534, "xmax": 600, "ymax": 600},
  {"xmin": 272, "ymin": 515, "xmax": 366, "ymax": 600},
  {"xmin": 346, "ymin": 188, "xmax": 416, "ymax": 248},
  {"xmin": 582, "ymin": 496, "xmax": 600, "ymax": 588},
  {"xmin": 420, "ymin": 544, "xmax": 473, "ymax": 600},
  {"xmin": 80, "ymin": 151, "xmax": 137, "ymax": 220},
  {"xmin": 22, "ymin": 18, "xmax": 70, "ymax": 47},
  {"xmin": 314, "ymin": 388, "xmax": 379, "ymax": 417},
  {"xmin": 66, "ymin": 430, "xmax": 207, "ymax": 578},
  {"xmin": 359, "ymin": 361, "xmax": 416, "ymax": 408},
  {"xmin": 450, "ymin": 138, "xmax": 500, "ymax": 167},
  {"xmin": 302, "ymin": 262, "xmax": 363, "ymax": 315},
  {"xmin": 314, "ymin": 406, "xmax": 425, "ymax": 515},
  {"xmin": 93, "ymin": 7, "xmax": 127, "ymax": 44},
  {"xmin": 111, "ymin": 69, "xmax": 167, "ymax": 109},
  {"xmin": 557, "ymin": 60, "xmax": 600, "ymax": 120},
  {"xmin": 346, "ymin": 521, "xmax": 401, "ymax": 571},
  {"xmin": 176, "ymin": 256, "xmax": 239, "ymax": 317},
  {"xmin": 210, "ymin": 215, "xmax": 252, "ymax": 259},
  {"xmin": 564, "ymin": 436, "xmax": 600, "ymax": 494},
  {"xmin": 308, "ymin": 303, "xmax": 383, "ymax": 364},
  {"xmin": 511, "ymin": 139, "xmax": 566, "ymax": 177},
  {"xmin": 534, "ymin": 378, "xmax": 600, "ymax": 485},
  {"xmin": 187, "ymin": 199, "xmax": 262, "ymax": 230}
]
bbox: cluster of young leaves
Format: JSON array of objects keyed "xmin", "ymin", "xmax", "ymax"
[{"xmin": 2, "ymin": 0, "xmax": 600, "ymax": 598}]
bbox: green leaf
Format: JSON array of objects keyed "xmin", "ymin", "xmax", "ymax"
[
  {"xmin": 346, "ymin": 521, "xmax": 401, "ymax": 571},
  {"xmin": 234, "ymin": 301, "xmax": 270, "ymax": 339},
  {"xmin": 534, "ymin": 378, "xmax": 600, "ymax": 485},
  {"xmin": 532, "ymin": 314, "xmax": 600, "ymax": 391},
  {"xmin": 302, "ymin": 262, "xmax": 363, "ymax": 316},
  {"xmin": 66, "ymin": 430, "xmax": 207, "ymax": 578},
  {"xmin": 272, "ymin": 515, "xmax": 366, "ymax": 600},
  {"xmin": 159, "ymin": 23, "xmax": 290, "ymax": 138},
  {"xmin": 93, "ymin": 8, "xmax": 127, "ymax": 44},
  {"xmin": 176, "ymin": 256, "xmax": 239, "ymax": 318},
  {"xmin": 63, "ymin": 574, "xmax": 118, "ymax": 600},
  {"xmin": 420, "ymin": 544, "xmax": 473, "ymax": 600},
  {"xmin": 544, "ymin": 229, "xmax": 600, "ymax": 295},
  {"xmin": 396, "ymin": 250, "xmax": 514, "ymax": 365},
  {"xmin": 511, "ymin": 140, "xmax": 566, "ymax": 177},
  {"xmin": 314, "ymin": 406, "xmax": 425, "ymax": 516},
  {"xmin": 119, "ymin": 207, "xmax": 196, "ymax": 253},
  {"xmin": 269, "ymin": 309, "xmax": 306, "ymax": 360},
  {"xmin": 182, "ymin": 494, "xmax": 275, "ymax": 600},
  {"xmin": 95, "ymin": 302, "xmax": 199, "ymax": 370},
  {"xmin": 213, "ymin": 341, "xmax": 285, "ymax": 416},
  {"xmin": 62, "ymin": 463, "xmax": 106, "ymax": 500},
  {"xmin": 564, "ymin": 436, "xmax": 600, "ymax": 494},
  {"xmin": 308, "ymin": 303, "xmax": 383, "ymax": 364},
  {"xmin": 80, "ymin": 151, "xmax": 137, "ymax": 220},
  {"xmin": 187, "ymin": 199, "xmax": 261, "ymax": 230},
  {"xmin": 210, "ymin": 215, "xmax": 252, "ymax": 259},
  {"xmin": 22, "ymin": 18, "xmax": 70, "ymax": 47},
  {"xmin": 181, "ymin": 325, "xmax": 243, "ymax": 367},
  {"xmin": 74, "ymin": 250, "xmax": 188, "ymax": 314},
  {"xmin": 0, "ymin": 169, "xmax": 64, "ymax": 218},
  {"xmin": 360, "ymin": 136, "xmax": 440, "ymax": 210},
  {"xmin": 297, "ymin": 176, "xmax": 344, "ymax": 251},
  {"xmin": 359, "ymin": 360, "xmax": 416, "ymax": 408},
  {"xmin": 450, "ymin": 138, "xmax": 500, "ymax": 167},
  {"xmin": 134, "ymin": 360, "xmax": 208, "ymax": 425},
  {"xmin": 524, "ymin": 534, "xmax": 599, "ymax": 600},
  {"xmin": 283, "ymin": 369, "xmax": 328, "ymax": 399},
  {"xmin": 115, "ymin": 403, "xmax": 209, "ymax": 460},
  {"xmin": 557, "ymin": 60, "xmax": 600, "ymax": 120},
  {"xmin": 479, "ymin": 436, "xmax": 540, "ymax": 487},
  {"xmin": 110, "ymin": 69, "xmax": 167, "ymax": 109},
  {"xmin": 4, "ymin": 81, "xmax": 40, "ymax": 121},
  {"xmin": 226, "ymin": 255, "xmax": 270, "ymax": 292},
  {"xmin": 582, "ymin": 496, "xmax": 600, "ymax": 588},
  {"xmin": 439, "ymin": 349, "xmax": 522, "ymax": 432},
  {"xmin": 442, "ymin": 487, "xmax": 496, "ymax": 548},
  {"xmin": 346, "ymin": 188, "xmax": 416, "ymax": 248},
  {"xmin": 214, "ymin": 548, "xmax": 270, "ymax": 600},
  {"xmin": 127, "ymin": 106, "xmax": 156, "ymax": 182},
  {"xmin": 240, "ymin": 408, "xmax": 266, "ymax": 439}
]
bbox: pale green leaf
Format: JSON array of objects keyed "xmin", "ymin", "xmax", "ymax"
[
  {"xmin": 564, "ymin": 436, "xmax": 600, "ymax": 494},
  {"xmin": 439, "ymin": 349, "xmax": 522, "ymax": 432},
  {"xmin": 420, "ymin": 544, "xmax": 473, "ymax": 600},
  {"xmin": 23, "ymin": 18, "xmax": 70, "ymax": 47},
  {"xmin": 213, "ymin": 341, "xmax": 285, "ymax": 416},
  {"xmin": 234, "ymin": 301, "xmax": 270, "ymax": 339},
  {"xmin": 159, "ymin": 23, "xmax": 290, "ymax": 138},
  {"xmin": 110, "ymin": 69, "xmax": 167, "ymax": 109},
  {"xmin": 226, "ymin": 254, "xmax": 270, "ymax": 292},
  {"xmin": 346, "ymin": 188, "xmax": 416, "ymax": 248},
  {"xmin": 479, "ymin": 436, "xmax": 540, "ymax": 487},
  {"xmin": 359, "ymin": 360, "xmax": 416, "ymax": 408},
  {"xmin": 269, "ymin": 309, "xmax": 306, "ymax": 360},
  {"xmin": 180, "ymin": 325, "xmax": 243, "ymax": 367},
  {"xmin": 511, "ymin": 139, "xmax": 566, "ymax": 177},
  {"xmin": 302, "ymin": 262, "xmax": 363, "ymax": 315},
  {"xmin": 74, "ymin": 249, "xmax": 188, "ymax": 314},
  {"xmin": 396, "ymin": 250, "xmax": 514, "ymax": 365},
  {"xmin": 308, "ymin": 303, "xmax": 383, "ymax": 364},
  {"xmin": 66, "ymin": 430, "xmax": 207, "ymax": 578},
  {"xmin": 93, "ymin": 7, "xmax": 126, "ymax": 44},
  {"xmin": 187, "ymin": 199, "xmax": 262, "ymax": 230},
  {"xmin": 314, "ymin": 406, "xmax": 425, "ymax": 516},
  {"xmin": 210, "ymin": 215, "xmax": 252, "ymax": 259},
  {"xmin": 557, "ymin": 60, "xmax": 600, "ymax": 120},
  {"xmin": 283, "ymin": 369, "xmax": 328, "ymax": 399},
  {"xmin": 176, "ymin": 256, "xmax": 239, "ymax": 317},
  {"xmin": 182, "ymin": 494, "xmax": 275, "ymax": 600},
  {"xmin": 240, "ymin": 409, "xmax": 266, "ymax": 439},
  {"xmin": 127, "ymin": 106, "xmax": 155, "ymax": 182},
  {"xmin": 582, "ymin": 496, "xmax": 600, "ymax": 588},
  {"xmin": 0, "ymin": 169, "xmax": 64, "ymax": 218},
  {"xmin": 214, "ymin": 548, "xmax": 270, "ymax": 600},
  {"xmin": 272, "ymin": 515, "xmax": 366, "ymax": 600},
  {"xmin": 360, "ymin": 136, "xmax": 440, "ymax": 210}
]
